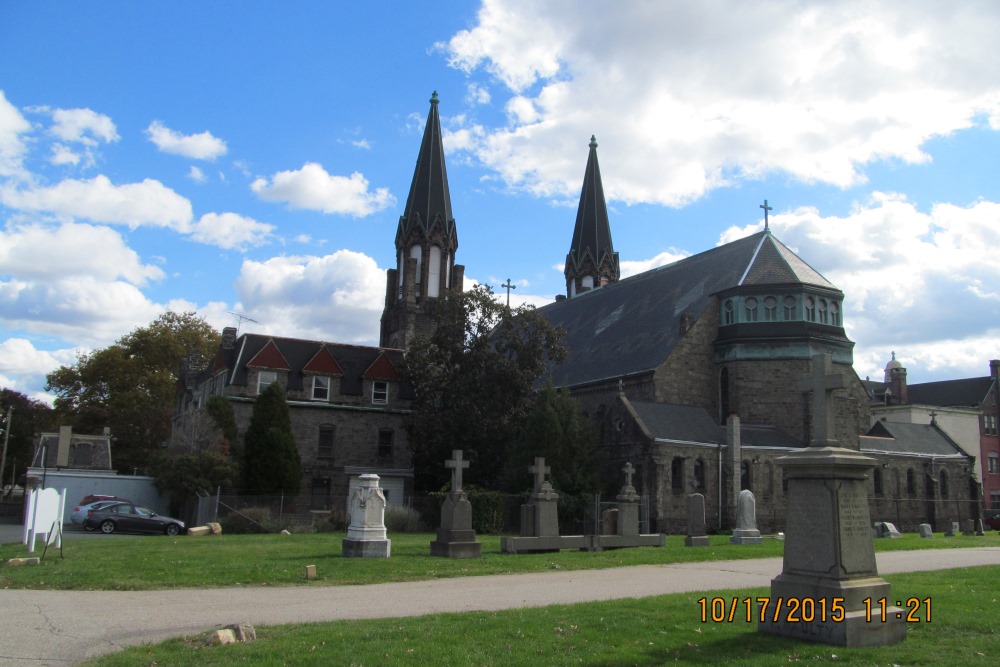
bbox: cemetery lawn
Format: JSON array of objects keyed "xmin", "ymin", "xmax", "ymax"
[
  {"xmin": 2, "ymin": 531, "xmax": 998, "ymax": 591},
  {"xmin": 82, "ymin": 565, "xmax": 999, "ymax": 666}
]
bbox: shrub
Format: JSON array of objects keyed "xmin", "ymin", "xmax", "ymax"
[{"xmin": 384, "ymin": 505, "xmax": 423, "ymax": 532}]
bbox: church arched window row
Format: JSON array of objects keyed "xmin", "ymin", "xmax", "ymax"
[{"xmin": 720, "ymin": 293, "xmax": 842, "ymax": 326}]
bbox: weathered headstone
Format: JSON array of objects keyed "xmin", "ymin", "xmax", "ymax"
[
  {"xmin": 944, "ymin": 520, "xmax": 957, "ymax": 536},
  {"xmin": 730, "ymin": 489, "xmax": 763, "ymax": 544},
  {"xmin": 684, "ymin": 493, "xmax": 710, "ymax": 547},
  {"xmin": 589, "ymin": 462, "xmax": 665, "ymax": 550},
  {"xmin": 501, "ymin": 457, "xmax": 585, "ymax": 553},
  {"xmin": 873, "ymin": 521, "xmax": 901, "ymax": 538},
  {"xmin": 342, "ymin": 473, "xmax": 391, "ymax": 558},
  {"xmin": 962, "ymin": 519, "xmax": 976, "ymax": 536},
  {"xmin": 430, "ymin": 450, "xmax": 482, "ymax": 558},
  {"xmin": 759, "ymin": 354, "xmax": 905, "ymax": 647},
  {"xmin": 917, "ymin": 523, "xmax": 933, "ymax": 538}
]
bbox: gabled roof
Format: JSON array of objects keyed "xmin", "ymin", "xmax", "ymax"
[
  {"xmin": 566, "ymin": 136, "xmax": 616, "ymax": 274},
  {"xmin": 246, "ymin": 339, "xmax": 291, "ymax": 370},
  {"xmin": 363, "ymin": 352, "xmax": 401, "ymax": 382},
  {"xmin": 907, "ymin": 377, "xmax": 995, "ymax": 407},
  {"xmin": 539, "ymin": 230, "xmax": 840, "ymax": 388},
  {"xmin": 629, "ymin": 400, "xmax": 803, "ymax": 448},
  {"xmin": 863, "ymin": 421, "xmax": 969, "ymax": 457},
  {"xmin": 397, "ymin": 91, "xmax": 456, "ymax": 245},
  {"xmin": 220, "ymin": 334, "xmax": 412, "ymax": 398}
]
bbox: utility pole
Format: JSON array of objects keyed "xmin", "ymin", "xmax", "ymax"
[{"xmin": 0, "ymin": 405, "xmax": 11, "ymax": 494}]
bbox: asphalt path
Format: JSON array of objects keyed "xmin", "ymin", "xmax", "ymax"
[{"xmin": 1, "ymin": 545, "xmax": 999, "ymax": 666}]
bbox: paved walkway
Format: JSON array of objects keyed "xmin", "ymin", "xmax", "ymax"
[{"xmin": 2, "ymin": 547, "xmax": 999, "ymax": 666}]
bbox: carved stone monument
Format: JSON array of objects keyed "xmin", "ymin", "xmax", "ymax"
[
  {"xmin": 873, "ymin": 521, "xmax": 901, "ymax": 538},
  {"xmin": 730, "ymin": 489, "xmax": 763, "ymax": 544},
  {"xmin": 589, "ymin": 463, "xmax": 665, "ymax": 550},
  {"xmin": 917, "ymin": 523, "xmax": 933, "ymax": 538},
  {"xmin": 430, "ymin": 450, "xmax": 482, "ymax": 558},
  {"xmin": 684, "ymin": 493, "xmax": 710, "ymax": 547},
  {"xmin": 342, "ymin": 474, "xmax": 391, "ymax": 558},
  {"xmin": 501, "ymin": 457, "xmax": 586, "ymax": 553},
  {"xmin": 759, "ymin": 354, "xmax": 905, "ymax": 647}
]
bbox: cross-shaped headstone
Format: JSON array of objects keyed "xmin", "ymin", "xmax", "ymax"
[
  {"xmin": 528, "ymin": 457, "xmax": 551, "ymax": 491},
  {"xmin": 797, "ymin": 353, "xmax": 844, "ymax": 446},
  {"xmin": 622, "ymin": 462, "xmax": 635, "ymax": 488},
  {"xmin": 445, "ymin": 450, "xmax": 470, "ymax": 492},
  {"xmin": 760, "ymin": 199, "xmax": 773, "ymax": 230}
]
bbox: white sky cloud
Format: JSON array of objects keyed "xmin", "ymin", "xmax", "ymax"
[
  {"xmin": 0, "ymin": 90, "xmax": 31, "ymax": 179},
  {"xmin": 190, "ymin": 212, "xmax": 275, "ymax": 251},
  {"xmin": 232, "ymin": 250, "xmax": 386, "ymax": 343},
  {"xmin": 250, "ymin": 162, "xmax": 395, "ymax": 217},
  {"xmin": 0, "ymin": 338, "xmax": 80, "ymax": 404},
  {"xmin": 1, "ymin": 175, "xmax": 194, "ymax": 231},
  {"xmin": 188, "ymin": 166, "xmax": 206, "ymax": 183},
  {"xmin": 442, "ymin": 0, "xmax": 1000, "ymax": 205},
  {"xmin": 146, "ymin": 120, "xmax": 228, "ymax": 160},
  {"xmin": 50, "ymin": 107, "xmax": 119, "ymax": 146}
]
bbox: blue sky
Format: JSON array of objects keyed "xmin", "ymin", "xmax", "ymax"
[{"xmin": 2, "ymin": 0, "xmax": 1000, "ymax": 404}]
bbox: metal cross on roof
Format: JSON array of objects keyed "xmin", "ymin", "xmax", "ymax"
[
  {"xmin": 500, "ymin": 278, "xmax": 517, "ymax": 306},
  {"xmin": 796, "ymin": 354, "xmax": 845, "ymax": 446},
  {"xmin": 529, "ymin": 457, "xmax": 551, "ymax": 491},
  {"xmin": 760, "ymin": 200, "xmax": 773, "ymax": 231},
  {"xmin": 445, "ymin": 449, "xmax": 470, "ymax": 492}
]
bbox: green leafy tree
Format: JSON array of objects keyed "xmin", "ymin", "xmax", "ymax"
[
  {"xmin": 507, "ymin": 382, "xmax": 600, "ymax": 495},
  {"xmin": 242, "ymin": 383, "xmax": 301, "ymax": 495},
  {"xmin": 45, "ymin": 312, "xmax": 219, "ymax": 474},
  {"xmin": 404, "ymin": 285, "xmax": 566, "ymax": 492},
  {"xmin": 0, "ymin": 389, "xmax": 56, "ymax": 494}
]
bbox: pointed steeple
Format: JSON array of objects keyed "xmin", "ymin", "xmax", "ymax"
[
  {"xmin": 565, "ymin": 135, "xmax": 619, "ymax": 297},
  {"xmin": 380, "ymin": 92, "xmax": 464, "ymax": 350}
]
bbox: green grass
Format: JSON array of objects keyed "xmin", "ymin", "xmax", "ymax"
[
  {"xmin": 82, "ymin": 566, "xmax": 1000, "ymax": 666},
  {"xmin": 2, "ymin": 530, "xmax": 997, "ymax": 591}
]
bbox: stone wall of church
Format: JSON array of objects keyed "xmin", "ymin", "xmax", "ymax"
[
  {"xmin": 652, "ymin": 301, "xmax": 720, "ymax": 413},
  {"xmin": 865, "ymin": 456, "xmax": 978, "ymax": 532}
]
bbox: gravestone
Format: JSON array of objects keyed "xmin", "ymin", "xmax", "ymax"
[
  {"xmin": 501, "ymin": 457, "xmax": 586, "ymax": 553},
  {"xmin": 684, "ymin": 493, "xmax": 710, "ymax": 547},
  {"xmin": 759, "ymin": 354, "xmax": 905, "ymax": 647},
  {"xmin": 589, "ymin": 462, "xmax": 665, "ymax": 550},
  {"xmin": 873, "ymin": 521, "xmax": 901, "ymax": 538},
  {"xmin": 342, "ymin": 474, "xmax": 391, "ymax": 558},
  {"xmin": 962, "ymin": 519, "xmax": 975, "ymax": 536},
  {"xmin": 430, "ymin": 450, "xmax": 482, "ymax": 558},
  {"xmin": 917, "ymin": 523, "xmax": 933, "ymax": 538},
  {"xmin": 944, "ymin": 520, "xmax": 957, "ymax": 536},
  {"xmin": 730, "ymin": 489, "xmax": 763, "ymax": 544},
  {"xmin": 601, "ymin": 508, "xmax": 618, "ymax": 535}
]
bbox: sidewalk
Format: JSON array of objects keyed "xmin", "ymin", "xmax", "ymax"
[{"xmin": 2, "ymin": 547, "xmax": 999, "ymax": 666}]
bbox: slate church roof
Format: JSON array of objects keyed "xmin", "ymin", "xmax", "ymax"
[
  {"xmin": 862, "ymin": 421, "xmax": 969, "ymax": 458},
  {"xmin": 629, "ymin": 400, "xmax": 803, "ymax": 448},
  {"xmin": 539, "ymin": 230, "xmax": 838, "ymax": 388}
]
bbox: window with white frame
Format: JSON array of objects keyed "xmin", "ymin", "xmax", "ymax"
[
  {"xmin": 312, "ymin": 376, "xmax": 330, "ymax": 401},
  {"xmin": 989, "ymin": 452, "xmax": 1000, "ymax": 474},
  {"xmin": 257, "ymin": 370, "xmax": 276, "ymax": 395},
  {"xmin": 372, "ymin": 381, "xmax": 388, "ymax": 405}
]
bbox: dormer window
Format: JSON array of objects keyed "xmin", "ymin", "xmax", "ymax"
[
  {"xmin": 312, "ymin": 376, "xmax": 331, "ymax": 401},
  {"xmin": 257, "ymin": 370, "xmax": 277, "ymax": 395},
  {"xmin": 372, "ymin": 381, "xmax": 388, "ymax": 405}
]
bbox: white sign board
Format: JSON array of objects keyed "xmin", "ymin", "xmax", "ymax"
[{"xmin": 23, "ymin": 487, "xmax": 66, "ymax": 552}]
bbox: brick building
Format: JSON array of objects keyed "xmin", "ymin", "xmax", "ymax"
[{"xmin": 534, "ymin": 139, "xmax": 976, "ymax": 532}]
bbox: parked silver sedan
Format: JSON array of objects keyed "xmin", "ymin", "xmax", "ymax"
[{"xmin": 82, "ymin": 503, "xmax": 186, "ymax": 536}]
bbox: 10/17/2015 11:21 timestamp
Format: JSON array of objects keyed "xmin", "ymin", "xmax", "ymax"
[{"xmin": 697, "ymin": 597, "xmax": 931, "ymax": 623}]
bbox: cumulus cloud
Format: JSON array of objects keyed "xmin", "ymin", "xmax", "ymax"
[
  {"xmin": 188, "ymin": 166, "xmax": 206, "ymax": 183},
  {"xmin": 146, "ymin": 120, "xmax": 228, "ymax": 160},
  {"xmin": 620, "ymin": 250, "xmax": 690, "ymax": 279},
  {"xmin": 0, "ymin": 338, "xmax": 80, "ymax": 404},
  {"xmin": 1, "ymin": 175, "xmax": 193, "ymax": 230},
  {"xmin": 190, "ymin": 212, "xmax": 275, "ymax": 251},
  {"xmin": 50, "ymin": 107, "xmax": 119, "ymax": 146},
  {"xmin": 233, "ymin": 250, "xmax": 387, "ymax": 343},
  {"xmin": 441, "ymin": 0, "xmax": 1000, "ymax": 205},
  {"xmin": 0, "ymin": 90, "xmax": 31, "ymax": 179},
  {"xmin": 251, "ymin": 162, "xmax": 395, "ymax": 217}
]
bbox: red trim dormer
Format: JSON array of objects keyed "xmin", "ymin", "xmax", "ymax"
[
  {"xmin": 303, "ymin": 346, "xmax": 344, "ymax": 376},
  {"xmin": 363, "ymin": 352, "xmax": 401, "ymax": 382},
  {"xmin": 246, "ymin": 339, "xmax": 291, "ymax": 370}
]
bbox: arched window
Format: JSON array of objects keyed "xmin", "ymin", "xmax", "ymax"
[
  {"xmin": 906, "ymin": 468, "xmax": 916, "ymax": 496},
  {"xmin": 724, "ymin": 300, "xmax": 735, "ymax": 325},
  {"xmin": 719, "ymin": 367, "xmax": 731, "ymax": 423},
  {"xmin": 740, "ymin": 460, "xmax": 751, "ymax": 491},
  {"xmin": 671, "ymin": 457, "xmax": 685, "ymax": 493},
  {"xmin": 445, "ymin": 252, "xmax": 452, "ymax": 289},
  {"xmin": 818, "ymin": 299, "xmax": 828, "ymax": 324},
  {"xmin": 830, "ymin": 301, "xmax": 841, "ymax": 326},
  {"xmin": 428, "ymin": 245, "xmax": 441, "ymax": 297},
  {"xmin": 693, "ymin": 459, "xmax": 705, "ymax": 490},
  {"xmin": 939, "ymin": 469, "xmax": 949, "ymax": 499},
  {"xmin": 581, "ymin": 275, "xmax": 595, "ymax": 290},
  {"xmin": 874, "ymin": 468, "xmax": 883, "ymax": 495},
  {"xmin": 804, "ymin": 296, "xmax": 816, "ymax": 322},
  {"xmin": 745, "ymin": 297, "xmax": 758, "ymax": 322},
  {"xmin": 763, "ymin": 296, "xmax": 777, "ymax": 321},
  {"xmin": 409, "ymin": 245, "xmax": 422, "ymax": 293},
  {"xmin": 783, "ymin": 295, "xmax": 796, "ymax": 320}
]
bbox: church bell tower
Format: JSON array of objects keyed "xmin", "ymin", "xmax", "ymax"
[
  {"xmin": 565, "ymin": 135, "xmax": 619, "ymax": 298},
  {"xmin": 380, "ymin": 92, "xmax": 464, "ymax": 350}
]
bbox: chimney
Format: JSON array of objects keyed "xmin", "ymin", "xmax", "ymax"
[{"xmin": 221, "ymin": 327, "xmax": 238, "ymax": 350}]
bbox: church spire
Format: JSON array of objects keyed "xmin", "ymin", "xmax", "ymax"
[
  {"xmin": 565, "ymin": 135, "xmax": 619, "ymax": 297},
  {"xmin": 380, "ymin": 92, "xmax": 464, "ymax": 350}
]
